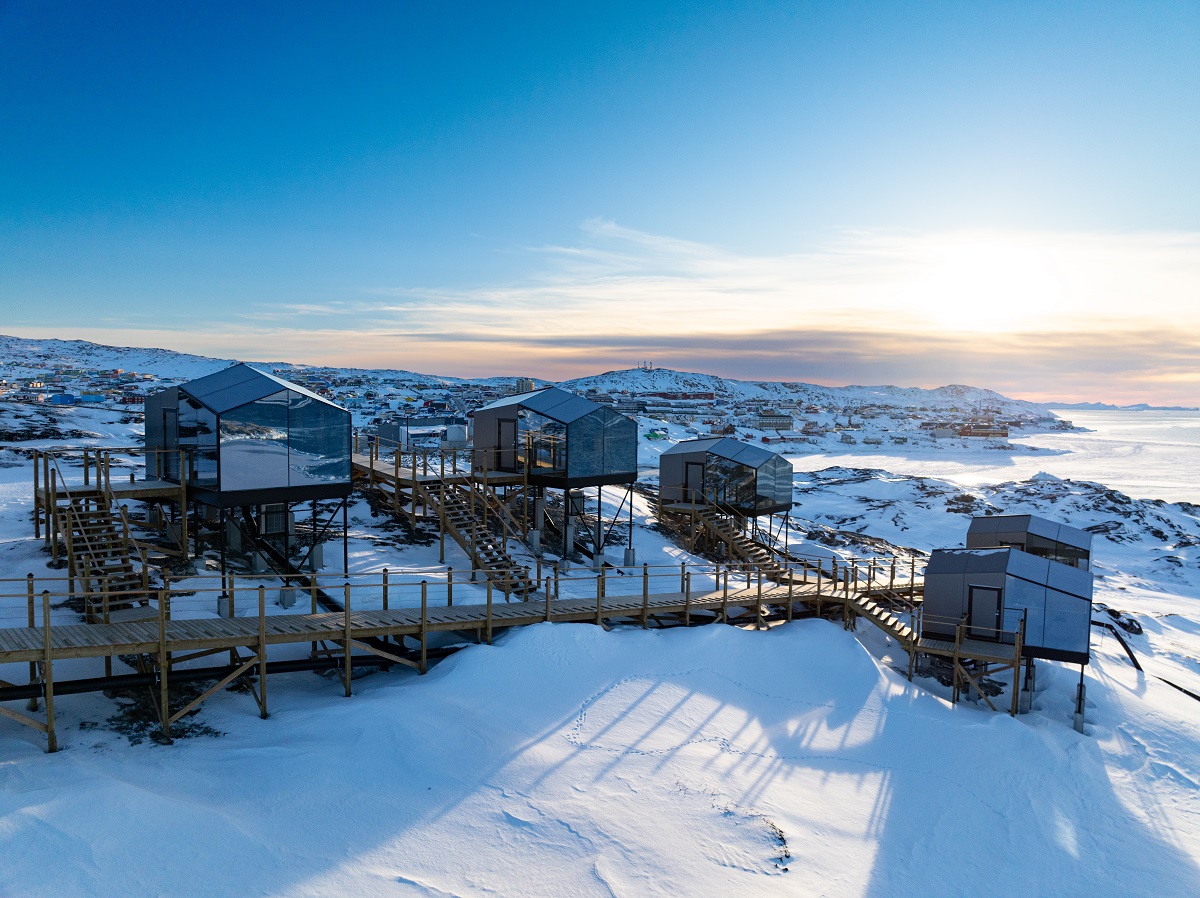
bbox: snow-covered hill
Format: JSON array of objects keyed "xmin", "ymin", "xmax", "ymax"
[
  {"xmin": 0, "ymin": 378, "xmax": 1198, "ymax": 896},
  {"xmin": 563, "ymin": 366, "xmax": 1053, "ymax": 417},
  {"xmin": 791, "ymin": 467, "xmax": 1200, "ymax": 589},
  {"xmin": 1, "ymin": 335, "xmax": 1049, "ymax": 417},
  {"xmin": 0, "ymin": 335, "xmax": 238, "ymax": 380}
]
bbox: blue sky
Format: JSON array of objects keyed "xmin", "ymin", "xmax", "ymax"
[{"xmin": 2, "ymin": 1, "xmax": 1199, "ymax": 401}]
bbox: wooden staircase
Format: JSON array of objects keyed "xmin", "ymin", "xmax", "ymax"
[
  {"xmin": 845, "ymin": 591, "xmax": 917, "ymax": 646},
  {"xmin": 419, "ymin": 482, "xmax": 535, "ymax": 597},
  {"xmin": 691, "ymin": 506, "xmax": 778, "ymax": 573},
  {"xmin": 56, "ymin": 487, "xmax": 149, "ymax": 622}
]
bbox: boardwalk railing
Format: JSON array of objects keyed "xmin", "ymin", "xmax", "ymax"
[{"xmin": 0, "ymin": 557, "xmax": 931, "ymax": 753}]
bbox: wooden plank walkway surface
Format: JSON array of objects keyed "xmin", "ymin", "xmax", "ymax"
[
  {"xmin": 350, "ymin": 454, "xmax": 525, "ymax": 487},
  {"xmin": 0, "ymin": 584, "xmax": 800, "ymax": 667}
]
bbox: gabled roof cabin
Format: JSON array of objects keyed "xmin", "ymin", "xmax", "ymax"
[
  {"xmin": 471, "ymin": 387, "xmax": 637, "ymax": 488},
  {"xmin": 659, "ymin": 437, "xmax": 793, "ymax": 516},
  {"xmin": 923, "ymin": 513, "xmax": 1095, "ymax": 664},
  {"xmin": 966, "ymin": 514, "xmax": 1092, "ymax": 571},
  {"xmin": 145, "ymin": 364, "xmax": 352, "ymax": 507}
]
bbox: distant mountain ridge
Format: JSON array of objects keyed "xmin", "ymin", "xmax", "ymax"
[
  {"xmin": 1, "ymin": 334, "xmax": 1051, "ymax": 416},
  {"xmin": 1049, "ymin": 400, "xmax": 1200, "ymax": 412},
  {"xmin": 561, "ymin": 367, "xmax": 1053, "ymax": 417}
]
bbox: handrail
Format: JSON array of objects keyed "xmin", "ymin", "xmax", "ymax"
[{"xmin": 0, "ymin": 556, "xmax": 919, "ymax": 602}]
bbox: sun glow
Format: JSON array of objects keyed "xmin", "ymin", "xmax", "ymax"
[{"xmin": 895, "ymin": 237, "xmax": 1070, "ymax": 334}]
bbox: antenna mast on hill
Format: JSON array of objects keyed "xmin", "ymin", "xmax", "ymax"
[{"xmin": 640, "ymin": 360, "xmax": 653, "ymax": 371}]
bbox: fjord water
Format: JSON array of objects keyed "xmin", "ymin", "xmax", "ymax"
[{"xmin": 788, "ymin": 409, "xmax": 1200, "ymax": 504}]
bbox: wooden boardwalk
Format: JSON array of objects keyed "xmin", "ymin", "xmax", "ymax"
[
  {"xmin": 0, "ymin": 584, "xmax": 787, "ymax": 664},
  {"xmin": 0, "ymin": 577, "xmax": 815, "ymax": 752},
  {"xmin": 351, "ymin": 453, "xmax": 526, "ymax": 488},
  {"xmin": 0, "ymin": 568, "xmax": 1035, "ymax": 752}
]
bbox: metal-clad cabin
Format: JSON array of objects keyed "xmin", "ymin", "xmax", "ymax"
[
  {"xmin": 144, "ymin": 364, "xmax": 352, "ymax": 507},
  {"xmin": 922, "ymin": 532, "xmax": 1094, "ymax": 665},
  {"xmin": 471, "ymin": 387, "xmax": 637, "ymax": 488},
  {"xmin": 966, "ymin": 514, "xmax": 1092, "ymax": 571},
  {"xmin": 659, "ymin": 437, "xmax": 793, "ymax": 516}
]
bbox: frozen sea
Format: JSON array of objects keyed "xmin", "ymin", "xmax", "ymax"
[{"xmin": 788, "ymin": 409, "xmax": 1200, "ymax": 504}]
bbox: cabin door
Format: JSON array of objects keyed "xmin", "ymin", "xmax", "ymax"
[
  {"xmin": 967, "ymin": 585, "xmax": 1002, "ymax": 640},
  {"xmin": 496, "ymin": 418, "xmax": 518, "ymax": 471},
  {"xmin": 684, "ymin": 462, "xmax": 705, "ymax": 504}
]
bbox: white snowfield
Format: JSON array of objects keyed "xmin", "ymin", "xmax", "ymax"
[
  {"xmin": 1, "ymin": 620, "xmax": 1196, "ymax": 898},
  {"xmin": 0, "ymin": 355, "xmax": 1199, "ymax": 895}
]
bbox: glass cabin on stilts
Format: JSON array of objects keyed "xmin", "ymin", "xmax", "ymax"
[
  {"xmin": 471, "ymin": 387, "xmax": 639, "ymax": 565},
  {"xmin": 658, "ymin": 437, "xmax": 795, "ymax": 561},
  {"xmin": 144, "ymin": 364, "xmax": 353, "ymax": 579}
]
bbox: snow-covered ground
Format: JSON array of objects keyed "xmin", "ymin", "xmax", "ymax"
[
  {"xmin": 788, "ymin": 408, "xmax": 1200, "ymax": 504},
  {"xmin": 1, "ymin": 382, "xmax": 1199, "ymax": 896}
]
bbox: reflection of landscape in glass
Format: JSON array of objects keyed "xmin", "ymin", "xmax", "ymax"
[
  {"xmin": 287, "ymin": 393, "xmax": 351, "ymax": 486},
  {"xmin": 567, "ymin": 407, "xmax": 637, "ymax": 480},
  {"xmin": 197, "ymin": 389, "xmax": 351, "ymax": 493},
  {"xmin": 520, "ymin": 412, "xmax": 566, "ymax": 471},
  {"xmin": 179, "ymin": 397, "xmax": 219, "ymax": 488},
  {"xmin": 516, "ymin": 406, "xmax": 636, "ymax": 479},
  {"xmin": 699, "ymin": 452, "xmax": 793, "ymax": 513}
]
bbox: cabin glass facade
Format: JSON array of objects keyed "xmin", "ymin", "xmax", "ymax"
[
  {"xmin": 147, "ymin": 364, "xmax": 352, "ymax": 506},
  {"xmin": 659, "ymin": 437, "xmax": 793, "ymax": 516},
  {"xmin": 473, "ymin": 387, "xmax": 638, "ymax": 488}
]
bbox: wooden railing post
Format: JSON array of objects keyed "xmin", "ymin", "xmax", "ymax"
[
  {"xmin": 49, "ymin": 469, "xmax": 58, "ymax": 565},
  {"xmin": 438, "ymin": 484, "xmax": 446, "ymax": 563},
  {"xmin": 420, "ymin": 580, "xmax": 428, "ymax": 674},
  {"xmin": 382, "ymin": 568, "xmax": 389, "ymax": 611},
  {"xmin": 684, "ymin": 572, "xmax": 691, "ymax": 626},
  {"xmin": 410, "ymin": 445, "xmax": 418, "ymax": 530},
  {"xmin": 33, "ymin": 451, "xmax": 41, "ymax": 539},
  {"xmin": 102, "ymin": 574, "xmax": 113, "ymax": 677},
  {"xmin": 42, "ymin": 453, "xmax": 51, "ymax": 546},
  {"xmin": 158, "ymin": 586, "xmax": 170, "ymax": 740},
  {"xmin": 486, "ymin": 576, "xmax": 493, "ymax": 644},
  {"xmin": 26, "ymin": 574, "xmax": 38, "ymax": 711},
  {"xmin": 642, "ymin": 563, "xmax": 650, "ymax": 629},
  {"xmin": 42, "ymin": 589, "xmax": 57, "ymax": 752},
  {"xmin": 447, "ymin": 567, "xmax": 454, "ymax": 606},
  {"xmin": 256, "ymin": 585, "xmax": 268, "ymax": 716},
  {"xmin": 342, "ymin": 582, "xmax": 352, "ymax": 697}
]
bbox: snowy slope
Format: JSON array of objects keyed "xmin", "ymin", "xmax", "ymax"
[
  {"xmin": 1, "ymin": 620, "xmax": 1197, "ymax": 897},
  {"xmin": 0, "ymin": 346, "xmax": 1198, "ymax": 897},
  {"xmin": 1, "ymin": 335, "xmax": 1049, "ymax": 417},
  {"xmin": 563, "ymin": 366, "xmax": 1053, "ymax": 417},
  {"xmin": 790, "ymin": 467, "xmax": 1200, "ymax": 586},
  {"xmin": 0, "ymin": 335, "xmax": 239, "ymax": 380},
  {"xmin": 0, "ymin": 334, "xmax": 546, "ymax": 389}
]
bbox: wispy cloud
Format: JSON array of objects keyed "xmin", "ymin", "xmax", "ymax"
[{"xmin": 16, "ymin": 223, "xmax": 1200, "ymax": 403}]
